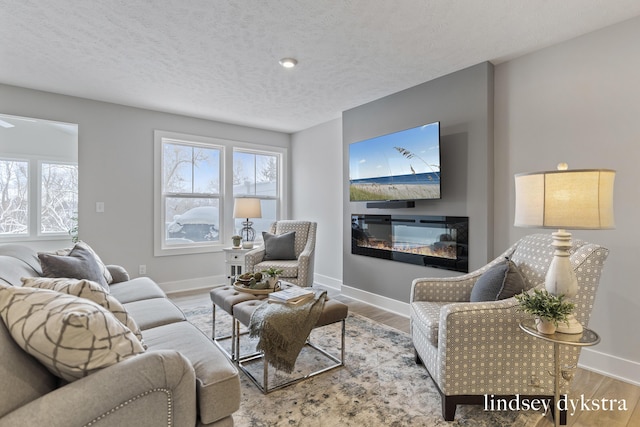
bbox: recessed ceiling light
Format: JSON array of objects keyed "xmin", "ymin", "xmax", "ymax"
[{"xmin": 279, "ymin": 58, "xmax": 298, "ymax": 69}]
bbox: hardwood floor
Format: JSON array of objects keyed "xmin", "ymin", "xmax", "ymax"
[{"xmin": 170, "ymin": 288, "xmax": 639, "ymax": 426}]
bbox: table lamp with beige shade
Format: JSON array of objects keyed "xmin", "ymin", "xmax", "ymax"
[
  {"xmin": 233, "ymin": 197, "xmax": 262, "ymax": 249},
  {"xmin": 514, "ymin": 163, "xmax": 615, "ymax": 334}
]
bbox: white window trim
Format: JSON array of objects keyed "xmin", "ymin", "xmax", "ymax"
[
  {"xmin": 0, "ymin": 156, "xmax": 78, "ymax": 243},
  {"xmin": 153, "ymin": 130, "xmax": 288, "ymax": 257}
]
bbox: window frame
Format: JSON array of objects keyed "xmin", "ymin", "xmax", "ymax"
[
  {"xmin": 0, "ymin": 156, "xmax": 78, "ymax": 242},
  {"xmin": 154, "ymin": 130, "xmax": 287, "ymax": 257}
]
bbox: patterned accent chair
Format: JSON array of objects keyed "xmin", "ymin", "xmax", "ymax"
[
  {"xmin": 244, "ymin": 221, "xmax": 317, "ymax": 287},
  {"xmin": 410, "ymin": 234, "xmax": 609, "ymax": 422}
]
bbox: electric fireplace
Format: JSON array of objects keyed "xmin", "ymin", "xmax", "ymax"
[{"xmin": 351, "ymin": 214, "xmax": 469, "ymax": 272}]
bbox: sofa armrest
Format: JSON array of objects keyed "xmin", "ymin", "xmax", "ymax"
[
  {"xmin": 106, "ymin": 264, "xmax": 130, "ymax": 283},
  {"xmin": 244, "ymin": 247, "xmax": 265, "ymax": 272},
  {"xmin": 410, "ymin": 273, "xmax": 480, "ymax": 303},
  {"xmin": 0, "ymin": 350, "xmax": 196, "ymax": 427}
]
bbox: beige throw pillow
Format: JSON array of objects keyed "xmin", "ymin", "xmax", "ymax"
[
  {"xmin": 21, "ymin": 277, "xmax": 144, "ymax": 346},
  {"xmin": 0, "ymin": 286, "xmax": 145, "ymax": 382}
]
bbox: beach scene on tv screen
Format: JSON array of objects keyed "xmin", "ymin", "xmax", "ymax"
[{"xmin": 349, "ymin": 122, "xmax": 440, "ymax": 201}]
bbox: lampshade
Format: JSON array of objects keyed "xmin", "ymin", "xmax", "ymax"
[
  {"xmin": 233, "ymin": 198, "xmax": 262, "ymax": 219},
  {"xmin": 514, "ymin": 168, "xmax": 615, "ymax": 230}
]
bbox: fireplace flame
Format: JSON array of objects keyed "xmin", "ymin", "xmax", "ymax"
[{"xmin": 356, "ymin": 239, "xmax": 457, "ymax": 259}]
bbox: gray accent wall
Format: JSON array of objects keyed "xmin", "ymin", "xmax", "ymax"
[{"xmin": 342, "ymin": 62, "xmax": 494, "ymax": 303}]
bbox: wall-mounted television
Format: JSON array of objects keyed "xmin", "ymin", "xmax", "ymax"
[{"xmin": 349, "ymin": 121, "xmax": 441, "ymax": 202}]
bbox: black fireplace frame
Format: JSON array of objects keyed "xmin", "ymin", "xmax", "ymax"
[{"xmin": 351, "ymin": 214, "xmax": 469, "ymax": 273}]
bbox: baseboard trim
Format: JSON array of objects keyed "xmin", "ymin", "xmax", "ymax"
[
  {"xmin": 313, "ymin": 273, "xmax": 342, "ymax": 291},
  {"xmin": 578, "ymin": 348, "xmax": 640, "ymax": 387},
  {"xmin": 340, "ymin": 284, "xmax": 410, "ymax": 318}
]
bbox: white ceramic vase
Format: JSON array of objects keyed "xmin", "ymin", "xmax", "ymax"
[{"xmin": 535, "ymin": 318, "xmax": 557, "ymax": 334}]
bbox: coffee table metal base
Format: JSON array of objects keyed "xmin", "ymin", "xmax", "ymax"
[{"xmin": 236, "ymin": 318, "xmax": 346, "ymax": 394}]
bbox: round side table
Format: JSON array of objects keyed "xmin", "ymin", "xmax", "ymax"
[{"xmin": 519, "ymin": 320, "xmax": 600, "ymax": 427}]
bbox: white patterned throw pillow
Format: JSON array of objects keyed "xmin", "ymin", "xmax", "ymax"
[
  {"xmin": 21, "ymin": 277, "xmax": 145, "ymax": 346},
  {"xmin": 0, "ymin": 286, "xmax": 145, "ymax": 382}
]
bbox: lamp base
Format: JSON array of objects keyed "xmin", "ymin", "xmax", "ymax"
[{"xmin": 556, "ymin": 314, "xmax": 583, "ymax": 334}]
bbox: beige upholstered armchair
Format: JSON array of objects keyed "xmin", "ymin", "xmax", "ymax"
[
  {"xmin": 410, "ymin": 234, "xmax": 609, "ymax": 422},
  {"xmin": 244, "ymin": 220, "xmax": 317, "ymax": 287}
]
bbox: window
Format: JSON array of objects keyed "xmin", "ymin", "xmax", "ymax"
[
  {"xmin": 40, "ymin": 162, "xmax": 78, "ymax": 234},
  {"xmin": 154, "ymin": 131, "xmax": 286, "ymax": 256},
  {"xmin": 233, "ymin": 149, "xmax": 279, "ymax": 241},
  {"xmin": 159, "ymin": 139, "xmax": 222, "ymax": 251},
  {"xmin": 0, "ymin": 159, "xmax": 29, "ymax": 235},
  {"xmin": 0, "ymin": 159, "xmax": 78, "ymax": 239}
]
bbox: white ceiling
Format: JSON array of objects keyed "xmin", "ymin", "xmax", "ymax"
[{"xmin": 2, "ymin": 1, "xmax": 640, "ymax": 133}]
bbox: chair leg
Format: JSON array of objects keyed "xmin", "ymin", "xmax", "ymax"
[
  {"xmin": 442, "ymin": 395, "xmax": 456, "ymax": 421},
  {"xmin": 414, "ymin": 348, "xmax": 423, "ymax": 365}
]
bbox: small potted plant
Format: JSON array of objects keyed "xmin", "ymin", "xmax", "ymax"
[
  {"xmin": 515, "ymin": 289, "xmax": 575, "ymax": 334},
  {"xmin": 262, "ymin": 267, "xmax": 283, "ymax": 288},
  {"xmin": 231, "ymin": 235, "xmax": 242, "ymax": 248}
]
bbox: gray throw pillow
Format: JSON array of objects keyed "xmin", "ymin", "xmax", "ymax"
[
  {"xmin": 263, "ymin": 231, "xmax": 296, "ymax": 260},
  {"xmin": 38, "ymin": 244, "xmax": 109, "ymax": 289},
  {"xmin": 470, "ymin": 257, "xmax": 526, "ymax": 302}
]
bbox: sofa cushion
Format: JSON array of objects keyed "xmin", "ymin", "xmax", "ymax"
[
  {"xmin": 124, "ymin": 298, "xmax": 186, "ymax": 330},
  {"xmin": 0, "ymin": 286, "xmax": 145, "ymax": 382},
  {"xmin": 142, "ymin": 321, "xmax": 240, "ymax": 424},
  {"xmin": 108, "ymin": 277, "xmax": 167, "ymax": 303},
  {"xmin": 262, "ymin": 231, "xmax": 296, "ymax": 260},
  {"xmin": 21, "ymin": 277, "xmax": 144, "ymax": 345},
  {"xmin": 0, "ymin": 244, "xmax": 43, "ymax": 286},
  {"xmin": 410, "ymin": 301, "xmax": 449, "ymax": 347},
  {"xmin": 253, "ymin": 260, "xmax": 298, "ymax": 279},
  {"xmin": 0, "ymin": 317, "xmax": 57, "ymax": 418},
  {"xmin": 38, "ymin": 243, "xmax": 109, "ymax": 289},
  {"xmin": 470, "ymin": 257, "xmax": 526, "ymax": 302}
]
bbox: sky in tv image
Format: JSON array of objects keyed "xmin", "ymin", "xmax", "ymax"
[{"xmin": 349, "ymin": 122, "xmax": 440, "ymax": 182}]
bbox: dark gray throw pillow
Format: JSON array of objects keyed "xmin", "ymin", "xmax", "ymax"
[
  {"xmin": 38, "ymin": 244, "xmax": 109, "ymax": 289},
  {"xmin": 470, "ymin": 257, "xmax": 526, "ymax": 302},
  {"xmin": 262, "ymin": 231, "xmax": 296, "ymax": 261}
]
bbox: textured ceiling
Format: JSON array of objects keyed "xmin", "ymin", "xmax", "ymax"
[{"xmin": 2, "ymin": 1, "xmax": 640, "ymax": 133}]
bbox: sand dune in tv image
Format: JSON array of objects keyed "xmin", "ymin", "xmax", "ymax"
[{"xmin": 350, "ymin": 182, "xmax": 440, "ymax": 201}]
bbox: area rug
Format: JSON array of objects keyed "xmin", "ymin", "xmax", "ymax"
[{"xmin": 184, "ymin": 305, "xmax": 545, "ymax": 426}]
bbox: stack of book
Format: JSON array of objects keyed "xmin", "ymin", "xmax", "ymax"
[{"xmin": 268, "ymin": 287, "xmax": 315, "ymax": 305}]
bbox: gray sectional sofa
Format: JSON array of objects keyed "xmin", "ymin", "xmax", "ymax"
[{"xmin": 0, "ymin": 244, "xmax": 240, "ymax": 427}]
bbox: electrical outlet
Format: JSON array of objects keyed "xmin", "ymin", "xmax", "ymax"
[
  {"xmin": 96, "ymin": 202, "xmax": 105, "ymax": 213},
  {"xmin": 139, "ymin": 265, "xmax": 146, "ymax": 275}
]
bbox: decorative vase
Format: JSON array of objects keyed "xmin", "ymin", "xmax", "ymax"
[
  {"xmin": 267, "ymin": 276, "xmax": 279, "ymax": 289},
  {"xmin": 535, "ymin": 318, "xmax": 557, "ymax": 334},
  {"xmin": 232, "ymin": 237, "xmax": 242, "ymax": 248}
]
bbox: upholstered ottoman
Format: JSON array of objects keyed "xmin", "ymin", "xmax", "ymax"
[
  {"xmin": 209, "ymin": 285, "xmax": 267, "ymax": 360},
  {"xmin": 233, "ymin": 296, "xmax": 348, "ymax": 393}
]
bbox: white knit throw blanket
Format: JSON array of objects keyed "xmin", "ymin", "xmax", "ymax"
[{"xmin": 249, "ymin": 290, "xmax": 327, "ymax": 373}]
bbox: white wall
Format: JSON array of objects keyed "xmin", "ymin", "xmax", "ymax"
[
  {"xmin": 494, "ymin": 16, "xmax": 640, "ymax": 384},
  {"xmin": 291, "ymin": 118, "xmax": 343, "ymax": 288},
  {"xmin": 0, "ymin": 84, "xmax": 290, "ymax": 291}
]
